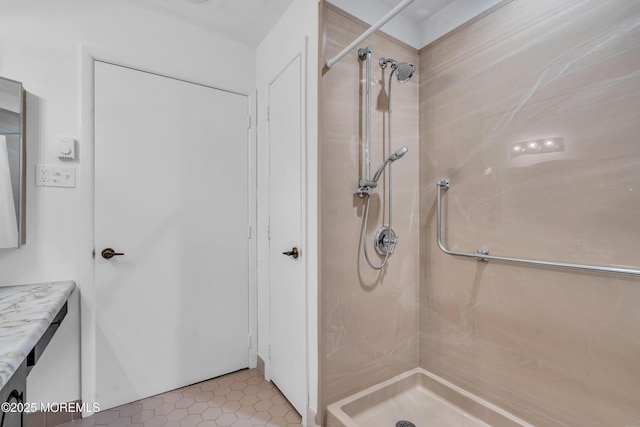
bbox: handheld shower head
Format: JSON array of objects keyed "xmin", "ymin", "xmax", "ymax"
[
  {"xmin": 371, "ymin": 146, "xmax": 408, "ymax": 183},
  {"xmin": 358, "ymin": 147, "xmax": 409, "ymax": 191},
  {"xmin": 389, "ymin": 146, "xmax": 408, "ymax": 161}
]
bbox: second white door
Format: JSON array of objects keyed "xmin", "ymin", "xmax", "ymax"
[{"xmin": 268, "ymin": 52, "xmax": 307, "ymax": 416}]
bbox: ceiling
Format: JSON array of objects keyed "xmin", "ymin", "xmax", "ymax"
[
  {"xmin": 120, "ymin": 0, "xmax": 499, "ymax": 49},
  {"xmin": 377, "ymin": 0, "xmax": 455, "ymax": 23},
  {"xmin": 121, "ymin": 0, "xmax": 296, "ymax": 47}
]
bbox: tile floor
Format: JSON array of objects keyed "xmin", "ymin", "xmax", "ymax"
[{"xmin": 57, "ymin": 369, "xmax": 302, "ymax": 427}]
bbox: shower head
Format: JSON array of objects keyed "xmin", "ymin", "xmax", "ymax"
[
  {"xmin": 358, "ymin": 146, "xmax": 409, "ymax": 191},
  {"xmin": 389, "ymin": 146, "xmax": 408, "ymax": 161},
  {"xmin": 393, "ymin": 62, "xmax": 414, "ymax": 83},
  {"xmin": 379, "ymin": 58, "xmax": 415, "ymax": 83},
  {"xmin": 371, "ymin": 146, "xmax": 409, "ymax": 184}
]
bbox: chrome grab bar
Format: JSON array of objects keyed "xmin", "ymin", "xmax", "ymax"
[{"xmin": 436, "ymin": 178, "xmax": 640, "ymax": 277}]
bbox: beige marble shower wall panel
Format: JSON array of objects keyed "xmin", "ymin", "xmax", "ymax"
[
  {"xmin": 319, "ymin": 2, "xmax": 420, "ymax": 415},
  {"xmin": 419, "ymin": 0, "xmax": 640, "ymax": 425}
]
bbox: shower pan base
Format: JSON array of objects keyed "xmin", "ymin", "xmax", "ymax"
[{"xmin": 326, "ymin": 368, "xmax": 531, "ymax": 427}]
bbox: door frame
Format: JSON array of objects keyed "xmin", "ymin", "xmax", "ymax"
[{"xmin": 78, "ymin": 46, "xmax": 258, "ymax": 416}]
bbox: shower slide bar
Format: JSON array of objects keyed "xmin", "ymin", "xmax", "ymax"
[
  {"xmin": 436, "ymin": 178, "xmax": 640, "ymax": 277},
  {"xmin": 325, "ymin": 0, "xmax": 415, "ymax": 69}
]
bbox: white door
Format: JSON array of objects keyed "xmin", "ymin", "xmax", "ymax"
[
  {"xmin": 94, "ymin": 61, "xmax": 249, "ymax": 410},
  {"xmin": 268, "ymin": 53, "xmax": 307, "ymax": 416}
]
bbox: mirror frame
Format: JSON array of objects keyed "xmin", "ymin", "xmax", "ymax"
[{"xmin": 0, "ymin": 77, "xmax": 26, "ymax": 248}]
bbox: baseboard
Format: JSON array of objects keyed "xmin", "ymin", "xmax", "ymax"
[
  {"xmin": 257, "ymin": 353, "xmax": 265, "ymax": 377},
  {"xmin": 307, "ymin": 407, "xmax": 322, "ymax": 427}
]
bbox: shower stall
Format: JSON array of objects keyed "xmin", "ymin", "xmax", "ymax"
[
  {"xmin": 320, "ymin": 1, "xmax": 421, "ymax": 419},
  {"xmin": 319, "ymin": 0, "xmax": 640, "ymax": 426}
]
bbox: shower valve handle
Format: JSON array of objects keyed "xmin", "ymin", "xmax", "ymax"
[{"xmin": 282, "ymin": 247, "xmax": 299, "ymax": 259}]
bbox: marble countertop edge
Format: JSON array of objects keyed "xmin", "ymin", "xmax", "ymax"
[{"xmin": 0, "ymin": 281, "xmax": 76, "ymax": 390}]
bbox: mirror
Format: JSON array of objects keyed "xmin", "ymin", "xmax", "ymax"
[{"xmin": 0, "ymin": 77, "xmax": 25, "ymax": 249}]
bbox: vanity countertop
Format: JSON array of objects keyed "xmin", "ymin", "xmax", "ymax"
[{"xmin": 0, "ymin": 281, "xmax": 75, "ymax": 389}]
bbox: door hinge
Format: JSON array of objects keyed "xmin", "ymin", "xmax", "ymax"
[
  {"xmin": 267, "ymin": 225, "xmax": 271, "ymax": 240},
  {"xmin": 248, "ymin": 334, "xmax": 252, "ymax": 349},
  {"xmin": 92, "ymin": 249, "xmax": 95, "ymax": 259},
  {"xmin": 266, "ymin": 107, "xmax": 270, "ymax": 122},
  {"xmin": 247, "ymin": 225, "xmax": 252, "ymax": 239},
  {"xmin": 247, "ymin": 114, "xmax": 252, "ymax": 129}
]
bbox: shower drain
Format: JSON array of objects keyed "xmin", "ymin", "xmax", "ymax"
[{"xmin": 396, "ymin": 421, "xmax": 416, "ymax": 427}]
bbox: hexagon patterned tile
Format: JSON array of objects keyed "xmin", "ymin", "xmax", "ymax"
[{"xmin": 56, "ymin": 369, "xmax": 302, "ymax": 427}]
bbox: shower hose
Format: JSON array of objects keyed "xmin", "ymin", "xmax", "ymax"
[{"xmin": 362, "ymin": 194, "xmax": 391, "ymax": 270}]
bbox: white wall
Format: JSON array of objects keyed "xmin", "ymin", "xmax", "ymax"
[
  {"xmin": 256, "ymin": 0, "xmax": 319, "ymax": 423},
  {"xmin": 0, "ymin": 0, "xmax": 255, "ymax": 405}
]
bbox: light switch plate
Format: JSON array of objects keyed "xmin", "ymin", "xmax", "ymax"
[{"xmin": 36, "ymin": 164, "xmax": 76, "ymax": 188}]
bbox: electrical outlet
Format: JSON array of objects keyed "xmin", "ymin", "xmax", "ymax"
[
  {"xmin": 36, "ymin": 165, "xmax": 76, "ymax": 188},
  {"xmin": 37, "ymin": 165, "xmax": 49, "ymax": 183}
]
